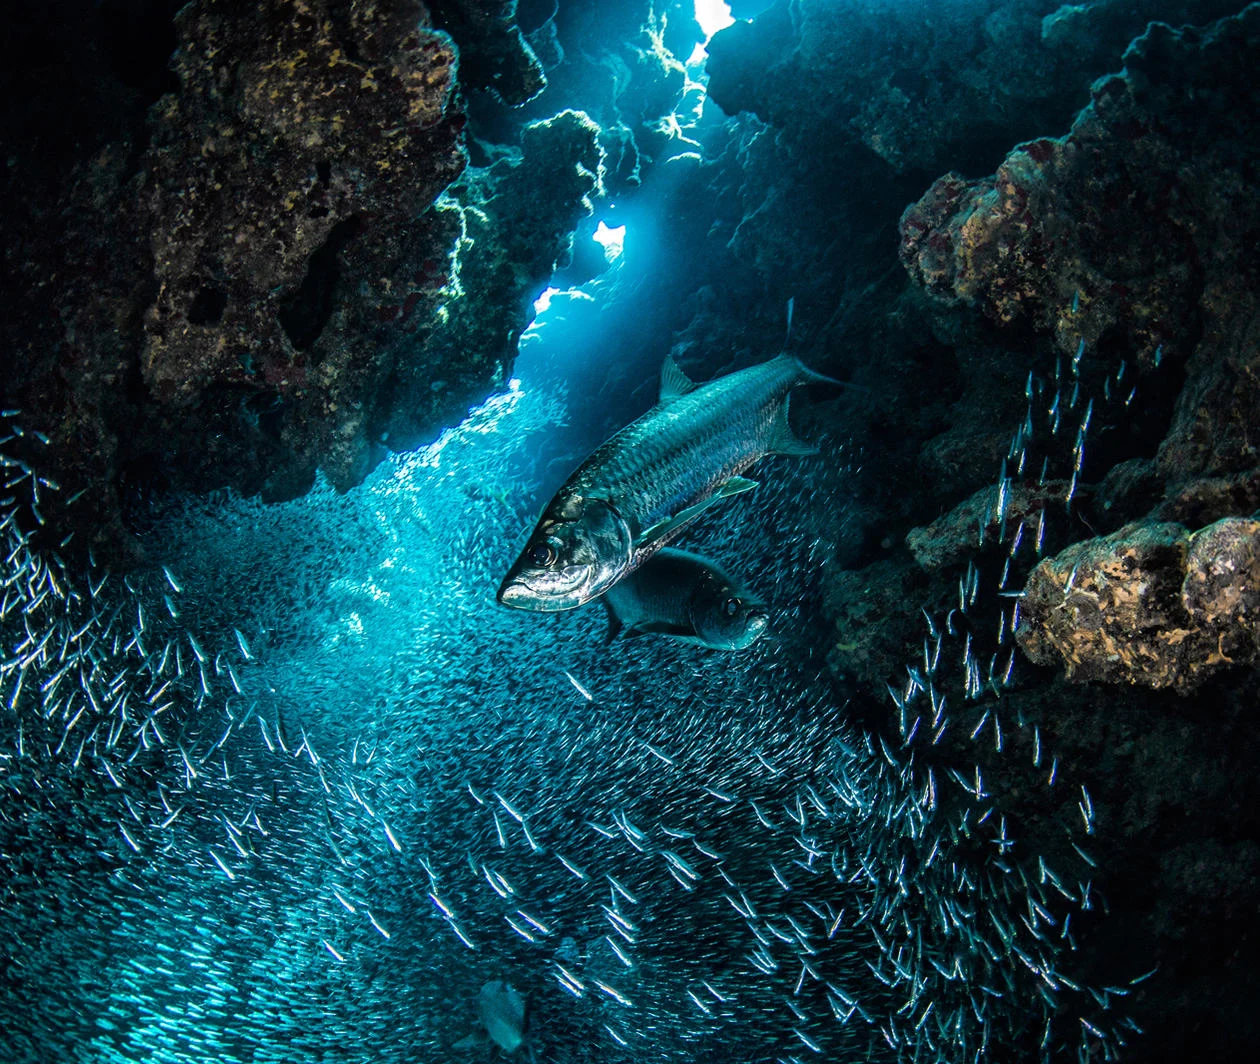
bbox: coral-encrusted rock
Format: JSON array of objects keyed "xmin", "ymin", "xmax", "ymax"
[
  {"xmin": 141, "ymin": 0, "xmax": 468, "ymax": 496},
  {"xmin": 1153, "ymin": 284, "xmax": 1260, "ymax": 485},
  {"xmin": 907, "ymin": 480, "xmax": 1075, "ymax": 572},
  {"xmin": 427, "ymin": 0, "xmax": 546, "ymax": 105},
  {"xmin": 1016, "ymin": 517, "xmax": 1260, "ymax": 690},
  {"xmin": 1152, "ymin": 469, "xmax": 1260, "ymax": 529},
  {"xmin": 0, "ymin": 0, "xmax": 610, "ymax": 551},
  {"xmin": 824, "ymin": 559, "xmax": 929, "ymax": 690},
  {"xmin": 899, "ymin": 5, "xmax": 1260, "ymax": 370},
  {"xmin": 1, "ymin": 0, "xmax": 478, "ymax": 542}
]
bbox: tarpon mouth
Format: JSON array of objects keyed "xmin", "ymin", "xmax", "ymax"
[{"xmin": 496, "ymin": 566, "xmax": 595, "ymax": 612}]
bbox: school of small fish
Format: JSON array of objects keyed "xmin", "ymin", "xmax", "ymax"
[{"xmin": 0, "ymin": 341, "xmax": 1143, "ymax": 1063}]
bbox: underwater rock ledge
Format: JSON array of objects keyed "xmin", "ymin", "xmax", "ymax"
[
  {"xmin": 1016, "ymin": 517, "xmax": 1260, "ymax": 690},
  {"xmin": 810, "ymin": 7, "xmax": 1260, "ymax": 1058},
  {"xmin": 705, "ymin": 0, "xmax": 1248, "ymax": 175},
  {"xmin": 0, "ymin": 0, "xmax": 598, "ymax": 553}
]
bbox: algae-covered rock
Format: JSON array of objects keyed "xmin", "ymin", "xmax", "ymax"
[
  {"xmin": 380, "ymin": 109, "xmax": 605, "ymax": 454},
  {"xmin": 0, "ymin": 0, "xmax": 609, "ymax": 551},
  {"xmin": 899, "ymin": 5, "xmax": 1260, "ymax": 371},
  {"xmin": 427, "ymin": 0, "xmax": 547, "ymax": 104},
  {"xmin": 141, "ymin": 0, "xmax": 468, "ymax": 497},
  {"xmin": 1016, "ymin": 517, "xmax": 1260, "ymax": 690}
]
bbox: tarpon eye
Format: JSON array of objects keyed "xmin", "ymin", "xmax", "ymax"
[
  {"xmin": 529, "ymin": 541, "xmax": 558, "ymax": 568},
  {"xmin": 723, "ymin": 597, "xmax": 742, "ymax": 618}
]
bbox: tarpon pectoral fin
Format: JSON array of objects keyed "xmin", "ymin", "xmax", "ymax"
[
  {"xmin": 714, "ymin": 474, "xmax": 759, "ymax": 498},
  {"xmin": 453, "ymin": 1032, "xmax": 485, "ymax": 1050},
  {"xmin": 659, "ymin": 355, "xmax": 699, "ymax": 403},
  {"xmin": 672, "ymin": 633, "xmax": 718, "ymax": 648},
  {"xmin": 637, "ymin": 476, "xmax": 759, "ymax": 548},
  {"xmin": 767, "ymin": 396, "xmax": 818, "ymax": 457}
]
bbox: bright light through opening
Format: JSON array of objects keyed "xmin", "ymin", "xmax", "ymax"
[
  {"xmin": 533, "ymin": 285, "xmax": 560, "ymax": 314},
  {"xmin": 694, "ymin": 0, "xmax": 734, "ymax": 39},
  {"xmin": 592, "ymin": 221, "xmax": 626, "ymax": 262}
]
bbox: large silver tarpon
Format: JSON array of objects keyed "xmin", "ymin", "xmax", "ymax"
[{"xmin": 497, "ymin": 353, "xmax": 831, "ymax": 611}]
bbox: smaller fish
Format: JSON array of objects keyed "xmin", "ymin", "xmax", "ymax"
[
  {"xmin": 602, "ymin": 548, "xmax": 769, "ymax": 651},
  {"xmin": 454, "ymin": 980, "xmax": 536, "ymax": 1060}
]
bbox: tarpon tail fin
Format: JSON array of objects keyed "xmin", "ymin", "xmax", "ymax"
[
  {"xmin": 776, "ymin": 353, "xmax": 870, "ymax": 393},
  {"xmin": 767, "ymin": 396, "xmax": 818, "ymax": 457},
  {"xmin": 659, "ymin": 355, "xmax": 699, "ymax": 403}
]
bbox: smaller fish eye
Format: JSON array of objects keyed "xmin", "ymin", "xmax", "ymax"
[
  {"xmin": 723, "ymin": 597, "xmax": 742, "ymax": 618},
  {"xmin": 529, "ymin": 542, "xmax": 558, "ymax": 568}
]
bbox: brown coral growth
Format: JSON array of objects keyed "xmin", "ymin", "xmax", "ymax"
[
  {"xmin": 1016, "ymin": 517, "xmax": 1260, "ymax": 690},
  {"xmin": 900, "ymin": 9, "xmax": 1260, "ymax": 373}
]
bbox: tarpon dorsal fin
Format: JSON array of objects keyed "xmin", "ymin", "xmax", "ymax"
[
  {"xmin": 767, "ymin": 396, "xmax": 818, "ymax": 457},
  {"xmin": 659, "ymin": 355, "xmax": 699, "ymax": 403},
  {"xmin": 638, "ymin": 476, "xmax": 758, "ymax": 549}
]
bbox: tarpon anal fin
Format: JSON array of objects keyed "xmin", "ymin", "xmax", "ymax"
[
  {"xmin": 766, "ymin": 396, "xmax": 818, "ymax": 457},
  {"xmin": 637, "ymin": 475, "xmax": 758, "ymax": 548},
  {"xmin": 659, "ymin": 355, "xmax": 699, "ymax": 403},
  {"xmin": 601, "ymin": 599, "xmax": 625, "ymax": 645}
]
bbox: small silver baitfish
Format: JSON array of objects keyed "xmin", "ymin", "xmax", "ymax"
[
  {"xmin": 498, "ymin": 353, "xmax": 833, "ymax": 611},
  {"xmin": 602, "ymin": 547, "xmax": 770, "ymax": 651}
]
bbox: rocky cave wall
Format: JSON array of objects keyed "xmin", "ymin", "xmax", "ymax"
[
  {"xmin": 696, "ymin": 2, "xmax": 1260, "ymax": 1060},
  {"xmin": 0, "ymin": 0, "xmax": 695, "ymax": 554},
  {"xmin": 4, "ymin": 1, "xmax": 1260, "ymax": 1060}
]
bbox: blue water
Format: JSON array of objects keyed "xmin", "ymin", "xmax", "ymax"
[{"xmin": 0, "ymin": 355, "xmax": 1115, "ymax": 1061}]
